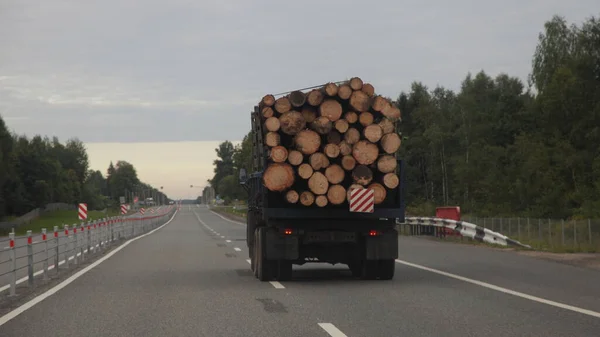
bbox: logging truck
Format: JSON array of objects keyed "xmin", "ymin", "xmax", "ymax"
[{"xmin": 239, "ymin": 78, "xmax": 405, "ymax": 281}]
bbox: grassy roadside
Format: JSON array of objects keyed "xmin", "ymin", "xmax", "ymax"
[
  {"xmin": 212, "ymin": 206, "xmax": 247, "ymax": 219},
  {"xmin": 1, "ymin": 209, "xmax": 121, "ymax": 236}
]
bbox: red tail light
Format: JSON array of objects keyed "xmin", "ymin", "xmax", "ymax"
[
  {"xmin": 284, "ymin": 229, "xmax": 293, "ymax": 235},
  {"xmin": 369, "ymin": 230, "xmax": 380, "ymax": 236}
]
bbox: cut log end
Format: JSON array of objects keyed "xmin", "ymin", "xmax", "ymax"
[
  {"xmin": 261, "ymin": 94, "xmax": 275, "ymax": 107},
  {"xmin": 325, "ymin": 164, "xmax": 345, "ymax": 184},
  {"xmin": 289, "ymin": 90, "xmax": 306, "ymax": 108},
  {"xmin": 286, "ymin": 190, "xmax": 299, "ymax": 204},
  {"xmin": 372, "ymin": 96, "xmax": 390, "ymax": 112},
  {"xmin": 274, "ymin": 97, "xmax": 292, "ymax": 114},
  {"xmin": 334, "ymin": 119, "xmax": 349, "ymax": 133},
  {"xmin": 367, "ymin": 183, "xmax": 386, "ymax": 204},
  {"xmin": 323, "ymin": 82, "xmax": 339, "ymax": 97},
  {"xmin": 327, "ymin": 130, "xmax": 342, "ymax": 144},
  {"xmin": 261, "ymin": 107, "xmax": 274, "ymax": 118},
  {"xmin": 298, "ymin": 163, "xmax": 314, "ymax": 179},
  {"xmin": 307, "ymin": 89, "xmax": 324, "ymax": 106},
  {"xmin": 311, "ymin": 116, "xmax": 333, "ymax": 135},
  {"xmin": 327, "ymin": 184, "xmax": 346, "ymax": 205},
  {"xmin": 339, "ymin": 141, "xmax": 352, "ymax": 156},
  {"xmin": 382, "ymin": 104, "xmax": 401, "ymax": 121},
  {"xmin": 381, "ymin": 133, "xmax": 402, "ymax": 154},
  {"xmin": 315, "ymin": 195, "xmax": 328, "ymax": 207},
  {"xmin": 309, "ymin": 152, "xmax": 330, "ymax": 170},
  {"xmin": 300, "ymin": 191, "xmax": 315, "ymax": 206},
  {"xmin": 301, "ymin": 106, "xmax": 318, "ymax": 124},
  {"xmin": 383, "ymin": 173, "xmax": 399, "ymax": 189},
  {"xmin": 263, "ymin": 163, "xmax": 295, "ymax": 192},
  {"xmin": 349, "ymin": 77, "xmax": 363, "ymax": 90},
  {"xmin": 287, "ymin": 150, "xmax": 304, "ymax": 166},
  {"xmin": 377, "ymin": 155, "xmax": 397, "ymax": 173},
  {"xmin": 338, "ymin": 84, "xmax": 352, "ymax": 100},
  {"xmin": 352, "ymin": 165, "xmax": 373, "ymax": 186},
  {"xmin": 319, "ymin": 99, "xmax": 343, "ymax": 122},
  {"xmin": 349, "ymin": 90, "xmax": 370, "ymax": 112},
  {"xmin": 270, "ymin": 146, "xmax": 288, "ymax": 163},
  {"xmin": 341, "ymin": 155, "xmax": 356, "ymax": 171},
  {"xmin": 279, "ymin": 111, "xmax": 306, "ymax": 135},
  {"xmin": 361, "ymin": 83, "xmax": 375, "ymax": 97},
  {"xmin": 324, "ymin": 143, "xmax": 340, "ymax": 158},
  {"xmin": 265, "ymin": 116, "xmax": 280, "ymax": 132},
  {"xmin": 379, "ymin": 118, "xmax": 395, "ymax": 135},
  {"xmin": 344, "ymin": 128, "xmax": 360, "ymax": 145},
  {"xmin": 308, "ymin": 171, "xmax": 329, "ymax": 195},
  {"xmin": 344, "ymin": 111, "xmax": 358, "ymax": 124},
  {"xmin": 352, "ymin": 140, "xmax": 379, "ymax": 165},
  {"xmin": 265, "ymin": 132, "xmax": 281, "ymax": 147},
  {"xmin": 359, "ymin": 112, "xmax": 374, "ymax": 127},
  {"xmin": 295, "ymin": 130, "xmax": 321, "ymax": 155},
  {"xmin": 363, "ymin": 124, "xmax": 383, "ymax": 143}
]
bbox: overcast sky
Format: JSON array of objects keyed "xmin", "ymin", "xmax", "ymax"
[{"xmin": 1, "ymin": 0, "xmax": 598, "ymax": 198}]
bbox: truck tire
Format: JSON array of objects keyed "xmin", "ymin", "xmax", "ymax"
[
  {"xmin": 377, "ymin": 259, "xmax": 395, "ymax": 280},
  {"xmin": 252, "ymin": 229, "xmax": 259, "ymax": 277},
  {"xmin": 276, "ymin": 260, "xmax": 293, "ymax": 281},
  {"xmin": 361, "ymin": 261, "xmax": 379, "ymax": 280},
  {"xmin": 256, "ymin": 227, "xmax": 275, "ymax": 281}
]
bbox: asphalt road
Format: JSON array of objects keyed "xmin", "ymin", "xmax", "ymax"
[
  {"xmin": 0, "ymin": 207, "xmax": 166, "ymax": 292},
  {"xmin": 1, "ymin": 205, "xmax": 599, "ymax": 336}
]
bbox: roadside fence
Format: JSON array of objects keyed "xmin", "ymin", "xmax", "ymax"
[{"xmin": 0, "ymin": 206, "xmax": 176, "ymax": 296}]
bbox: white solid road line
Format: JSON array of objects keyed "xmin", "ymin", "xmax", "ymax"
[
  {"xmin": 0, "ymin": 210, "xmax": 179, "ymax": 327},
  {"xmin": 395, "ymin": 259, "xmax": 600, "ymax": 319},
  {"xmin": 244, "ymin": 259, "xmax": 285, "ymax": 289},
  {"xmin": 234, "ymin": 247, "xmax": 241, "ymax": 252},
  {"xmin": 318, "ymin": 323, "xmax": 348, "ymax": 337},
  {"xmin": 210, "ymin": 210, "xmax": 245, "ymax": 226}
]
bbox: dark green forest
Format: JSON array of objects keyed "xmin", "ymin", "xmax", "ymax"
[
  {"xmin": 207, "ymin": 14, "xmax": 600, "ymax": 219},
  {"xmin": 0, "ymin": 118, "xmax": 169, "ymax": 219}
]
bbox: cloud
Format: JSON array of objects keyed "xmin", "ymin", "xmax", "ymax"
[{"xmin": 1, "ymin": 0, "xmax": 598, "ymax": 143}]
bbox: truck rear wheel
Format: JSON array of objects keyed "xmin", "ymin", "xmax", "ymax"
[
  {"xmin": 360, "ymin": 259, "xmax": 395, "ymax": 280},
  {"xmin": 256, "ymin": 227, "xmax": 276, "ymax": 281},
  {"xmin": 378, "ymin": 259, "xmax": 395, "ymax": 280}
]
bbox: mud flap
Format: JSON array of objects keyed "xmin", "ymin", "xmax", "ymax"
[
  {"xmin": 265, "ymin": 229, "xmax": 299, "ymax": 260},
  {"xmin": 365, "ymin": 229, "xmax": 398, "ymax": 260}
]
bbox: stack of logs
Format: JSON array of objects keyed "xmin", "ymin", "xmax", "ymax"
[{"xmin": 259, "ymin": 77, "xmax": 401, "ymax": 208}]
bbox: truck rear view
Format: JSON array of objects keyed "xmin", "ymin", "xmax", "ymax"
[{"xmin": 240, "ymin": 77, "xmax": 405, "ymax": 281}]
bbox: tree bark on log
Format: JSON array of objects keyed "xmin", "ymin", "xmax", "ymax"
[
  {"xmin": 327, "ymin": 185, "xmax": 346, "ymax": 205},
  {"xmin": 301, "ymin": 106, "xmax": 317, "ymax": 123},
  {"xmin": 344, "ymin": 128, "xmax": 360, "ymax": 145},
  {"xmin": 308, "ymin": 171, "xmax": 329, "ymax": 195},
  {"xmin": 263, "ymin": 163, "xmax": 295, "ymax": 192},
  {"xmin": 325, "ymin": 164, "xmax": 345, "ymax": 184},
  {"xmin": 334, "ymin": 119, "xmax": 349, "ymax": 133},
  {"xmin": 307, "ymin": 89, "xmax": 324, "ymax": 106},
  {"xmin": 380, "ymin": 133, "xmax": 401, "ymax": 154},
  {"xmin": 319, "ymin": 99, "xmax": 343, "ymax": 122},
  {"xmin": 300, "ymin": 191, "xmax": 315, "ymax": 206},
  {"xmin": 315, "ymin": 195, "xmax": 328, "ymax": 207},
  {"xmin": 298, "ymin": 163, "xmax": 314, "ymax": 179},
  {"xmin": 383, "ymin": 173, "xmax": 399, "ymax": 189},
  {"xmin": 279, "ymin": 111, "xmax": 306, "ymax": 135},
  {"xmin": 352, "ymin": 165, "xmax": 373, "ymax": 186},
  {"xmin": 359, "ymin": 112, "xmax": 374, "ymax": 127},
  {"xmin": 269, "ymin": 146, "xmax": 288, "ymax": 163},
  {"xmin": 311, "ymin": 116, "xmax": 333, "ymax": 135},
  {"xmin": 265, "ymin": 116, "xmax": 280, "ymax": 132},
  {"xmin": 377, "ymin": 155, "xmax": 397, "ymax": 173},
  {"xmin": 341, "ymin": 155, "xmax": 356, "ymax": 171},
  {"xmin": 286, "ymin": 190, "xmax": 299, "ymax": 204},
  {"xmin": 287, "ymin": 150, "xmax": 303, "ymax": 166},
  {"xmin": 363, "ymin": 124, "xmax": 383, "ymax": 143},
  {"xmin": 349, "ymin": 90, "xmax": 370, "ymax": 112},
  {"xmin": 324, "ymin": 143, "xmax": 340, "ymax": 158},
  {"xmin": 289, "ymin": 90, "xmax": 306, "ymax": 108},
  {"xmin": 352, "ymin": 140, "xmax": 379, "ymax": 165},
  {"xmin": 274, "ymin": 97, "xmax": 292, "ymax": 113},
  {"xmin": 349, "ymin": 77, "xmax": 363, "ymax": 90},
  {"xmin": 368, "ymin": 183, "xmax": 386, "ymax": 204},
  {"xmin": 295, "ymin": 130, "xmax": 321, "ymax": 155},
  {"xmin": 309, "ymin": 152, "xmax": 330, "ymax": 170},
  {"xmin": 338, "ymin": 84, "xmax": 352, "ymax": 100},
  {"xmin": 265, "ymin": 132, "xmax": 280, "ymax": 147}
]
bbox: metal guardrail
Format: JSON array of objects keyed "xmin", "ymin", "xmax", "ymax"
[
  {"xmin": 401, "ymin": 217, "xmax": 532, "ymax": 249},
  {"xmin": 0, "ymin": 206, "xmax": 177, "ymax": 296}
]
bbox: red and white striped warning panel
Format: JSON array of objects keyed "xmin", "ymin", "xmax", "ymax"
[
  {"xmin": 150, "ymin": 208, "xmax": 155, "ymax": 214},
  {"xmin": 78, "ymin": 203, "xmax": 88, "ymax": 220},
  {"xmin": 120, "ymin": 204, "xmax": 128, "ymax": 214},
  {"xmin": 349, "ymin": 188, "xmax": 374, "ymax": 213},
  {"xmin": 140, "ymin": 208, "xmax": 145, "ymax": 215}
]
